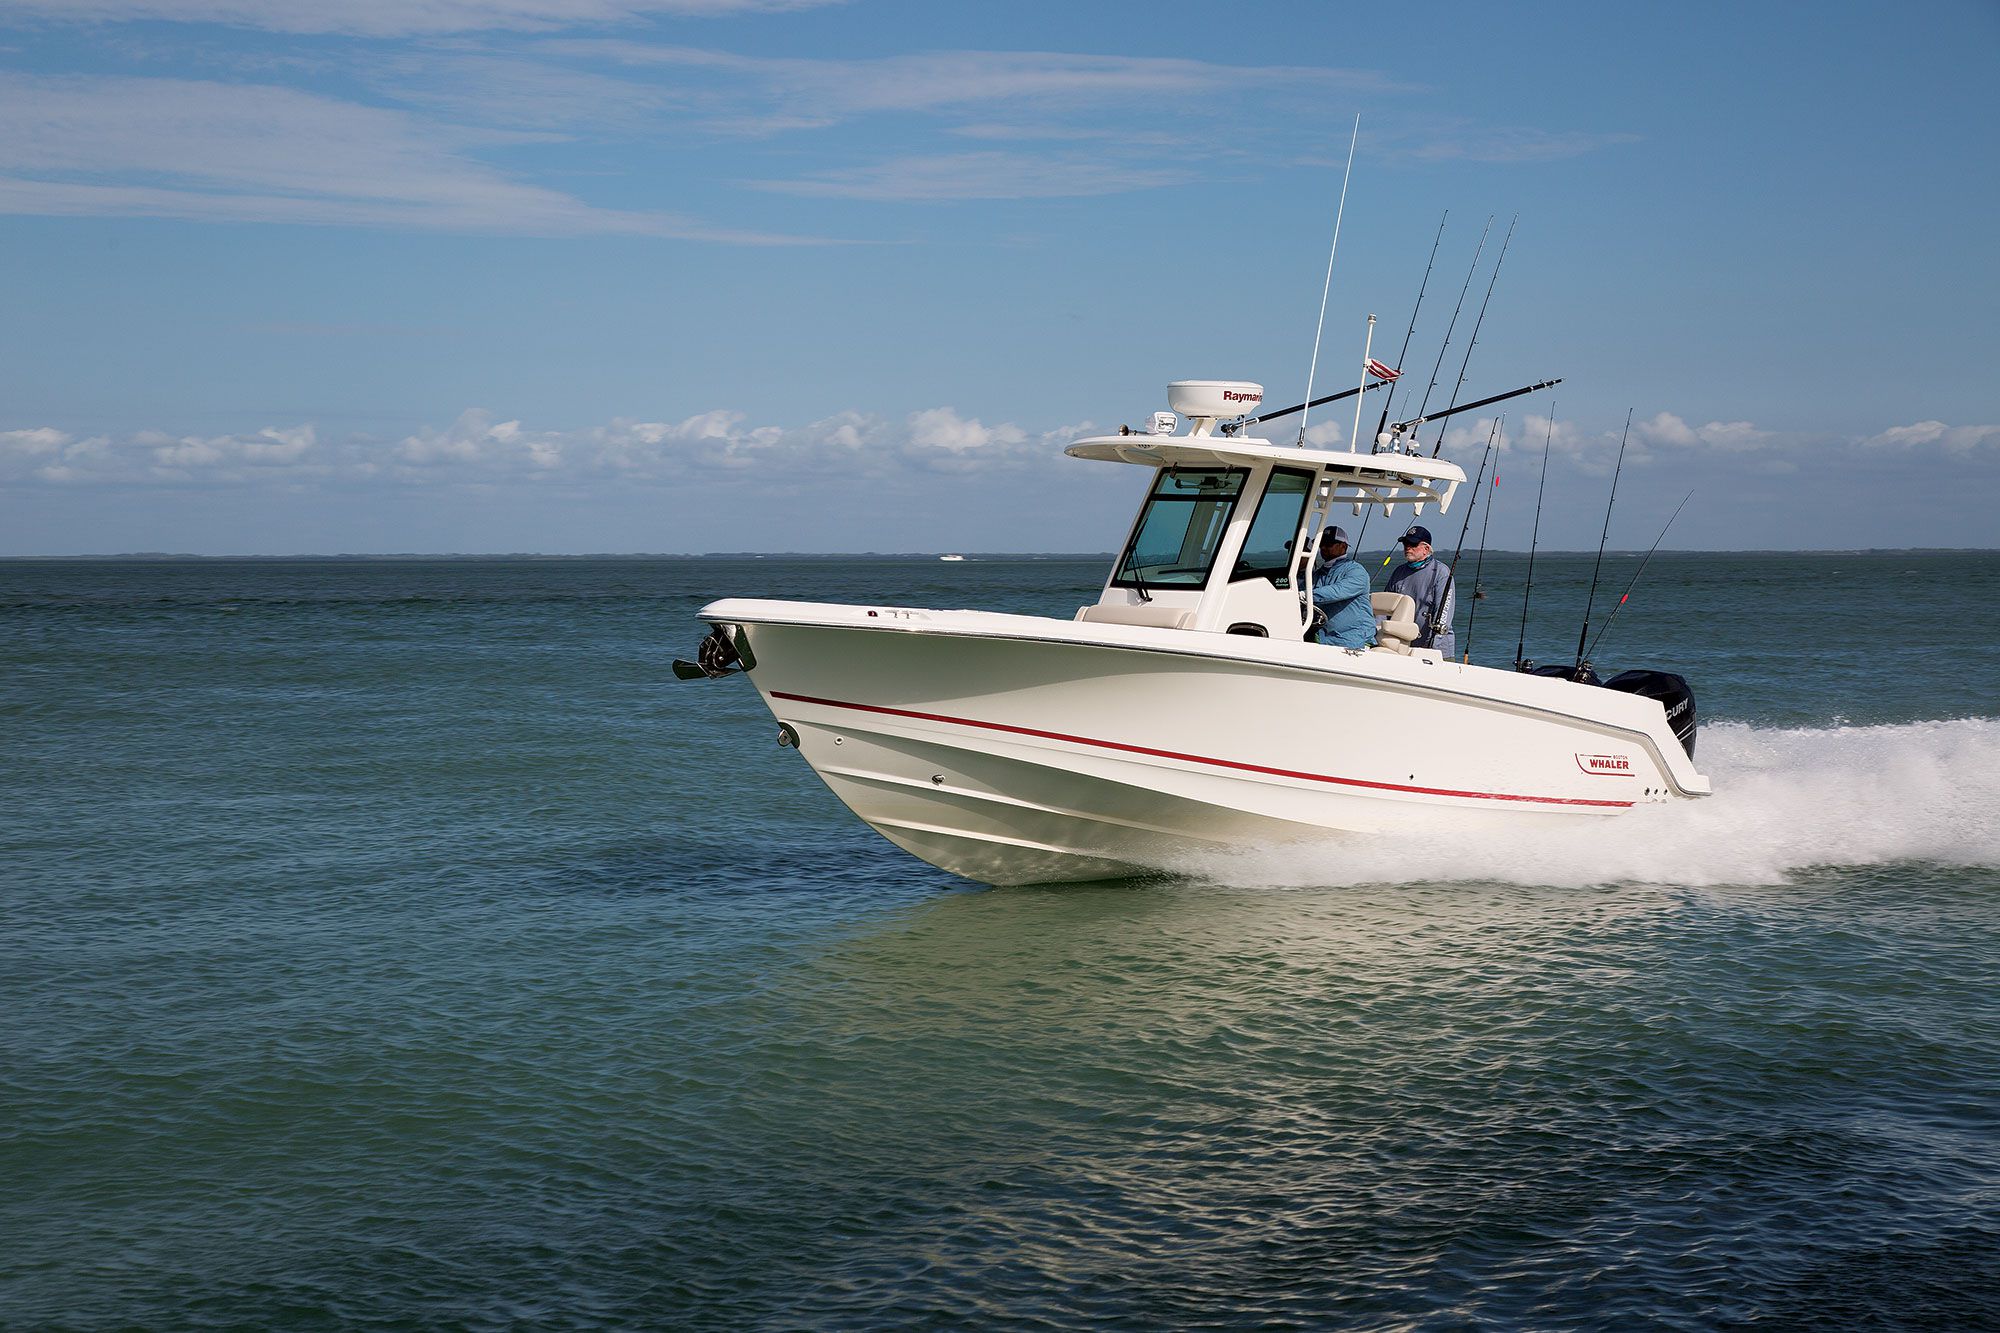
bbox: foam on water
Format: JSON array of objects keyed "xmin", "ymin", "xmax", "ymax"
[{"xmin": 1178, "ymin": 716, "xmax": 2000, "ymax": 889}]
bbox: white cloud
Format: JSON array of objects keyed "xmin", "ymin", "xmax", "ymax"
[
  {"xmin": 1689, "ymin": 419, "xmax": 1774, "ymax": 450},
  {"xmin": 1, "ymin": 0, "xmax": 839, "ymax": 37},
  {"xmin": 1436, "ymin": 409, "xmax": 1998, "ymax": 474},
  {"xmin": 0, "ymin": 426, "xmax": 67, "ymax": 455},
  {"xmin": 19, "ymin": 408, "xmax": 1989, "ymax": 493},
  {"xmin": 1636, "ymin": 410, "xmax": 1698, "ymax": 448},
  {"xmin": 1862, "ymin": 420, "xmax": 2000, "ymax": 454},
  {"xmin": 2, "ymin": 423, "xmax": 319, "ymax": 482},
  {"xmin": 1493, "ymin": 410, "xmax": 1776, "ymax": 458},
  {"xmin": 0, "ymin": 73, "xmax": 819, "ymax": 240},
  {"xmin": 1624, "ymin": 411, "xmax": 1771, "ymax": 455},
  {"xmin": 380, "ymin": 405, "xmax": 1063, "ymax": 481},
  {"xmin": 1, "ymin": 406, "xmax": 1085, "ymax": 488},
  {"xmin": 1484, "ymin": 412, "xmax": 1596, "ymax": 458}
]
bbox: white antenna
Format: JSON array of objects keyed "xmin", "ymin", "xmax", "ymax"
[{"xmin": 1299, "ymin": 114, "xmax": 1360, "ymax": 447}]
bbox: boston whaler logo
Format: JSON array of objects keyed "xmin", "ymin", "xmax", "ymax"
[
  {"xmin": 1574, "ymin": 753, "xmax": 1635, "ymax": 776},
  {"xmin": 1222, "ymin": 389, "xmax": 1263, "ymax": 405}
]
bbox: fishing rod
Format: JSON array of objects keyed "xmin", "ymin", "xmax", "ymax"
[
  {"xmin": 1375, "ymin": 210, "xmax": 1448, "ymax": 439},
  {"xmin": 1572, "ymin": 408, "xmax": 1633, "ymax": 676},
  {"xmin": 1431, "ymin": 214, "xmax": 1517, "ymax": 458},
  {"xmin": 1581, "ymin": 488, "xmax": 1694, "ymax": 664},
  {"xmin": 1463, "ymin": 416, "xmax": 1503, "ymax": 661},
  {"xmin": 1392, "ymin": 377, "xmax": 1561, "ymax": 436},
  {"xmin": 1298, "ymin": 116, "xmax": 1360, "ymax": 446},
  {"xmin": 1407, "ymin": 215, "xmax": 1492, "ymax": 429},
  {"xmin": 1513, "ymin": 404, "xmax": 1555, "ymax": 672}
]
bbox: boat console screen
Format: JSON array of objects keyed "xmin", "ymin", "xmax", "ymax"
[{"xmin": 1113, "ymin": 467, "xmax": 1247, "ymax": 592}]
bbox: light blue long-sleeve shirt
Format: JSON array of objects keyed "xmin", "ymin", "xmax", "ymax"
[
  {"xmin": 1312, "ymin": 555, "xmax": 1375, "ymax": 648},
  {"xmin": 1385, "ymin": 557, "xmax": 1456, "ymax": 657}
]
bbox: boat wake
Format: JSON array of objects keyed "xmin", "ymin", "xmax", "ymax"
[{"xmin": 1173, "ymin": 717, "xmax": 2000, "ymax": 889}]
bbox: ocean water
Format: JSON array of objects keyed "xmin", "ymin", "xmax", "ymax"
[{"xmin": 3, "ymin": 552, "xmax": 1996, "ymax": 1330}]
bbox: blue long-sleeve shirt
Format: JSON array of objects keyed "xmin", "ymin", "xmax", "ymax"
[
  {"xmin": 1313, "ymin": 555, "xmax": 1375, "ymax": 648},
  {"xmin": 1385, "ymin": 558, "xmax": 1456, "ymax": 657}
]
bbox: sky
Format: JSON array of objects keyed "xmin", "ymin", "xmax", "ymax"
[{"xmin": 1, "ymin": 0, "xmax": 1996, "ymax": 555}]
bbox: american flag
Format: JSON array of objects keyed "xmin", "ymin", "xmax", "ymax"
[{"xmin": 1365, "ymin": 358, "xmax": 1400, "ymax": 381}]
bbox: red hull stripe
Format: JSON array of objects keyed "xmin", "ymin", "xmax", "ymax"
[{"xmin": 769, "ymin": 690, "xmax": 1635, "ymax": 809}]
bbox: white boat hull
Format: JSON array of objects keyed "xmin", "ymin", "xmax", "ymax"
[{"xmin": 699, "ymin": 599, "xmax": 1709, "ymax": 886}]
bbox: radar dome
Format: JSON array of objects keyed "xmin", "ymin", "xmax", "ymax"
[{"xmin": 1168, "ymin": 380, "xmax": 1263, "ymax": 421}]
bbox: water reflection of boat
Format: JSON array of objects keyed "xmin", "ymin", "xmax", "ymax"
[{"xmin": 683, "ymin": 380, "xmax": 1708, "ymax": 886}]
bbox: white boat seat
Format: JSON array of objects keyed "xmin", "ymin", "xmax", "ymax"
[
  {"xmin": 1076, "ymin": 603, "xmax": 1195, "ymax": 630},
  {"xmin": 1370, "ymin": 591, "xmax": 1419, "ymax": 655}
]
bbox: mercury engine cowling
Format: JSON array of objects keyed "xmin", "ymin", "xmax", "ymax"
[{"xmin": 1600, "ymin": 669, "xmax": 1697, "ymax": 759}]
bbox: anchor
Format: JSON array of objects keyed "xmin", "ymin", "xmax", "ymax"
[{"xmin": 673, "ymin": 624, "xmax": 756, "ymax": 680}]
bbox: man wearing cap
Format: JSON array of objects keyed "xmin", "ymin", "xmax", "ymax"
[
  {"xmin": 1311, "ymin": 525, "xmax": 1375, "ymax": 649},
  {"xmin": 1385, "ymin": 524, "xmax": 1456, "ymax": 658}
]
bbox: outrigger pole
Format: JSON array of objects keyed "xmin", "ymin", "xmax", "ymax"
[
  {"xmin": 1389, "ymin": 377, "xmax": 1562, "ymax": 438},
  {"xmin": 1237, "ymin": 378, "xmax": 1387, "ymax": 429}
]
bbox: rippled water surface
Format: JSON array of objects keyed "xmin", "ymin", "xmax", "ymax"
[{"xmin": 3, "ymin": 554, "xmax": 1997, "ymax": 1329}]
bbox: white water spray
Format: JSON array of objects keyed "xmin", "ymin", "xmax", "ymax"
[{"xmin": 1176, "ymin": 718, "xmax": 2000, "ymax": 889}]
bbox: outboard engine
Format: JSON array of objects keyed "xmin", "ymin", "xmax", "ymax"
[{"xmin": 1601, "ymin": 670, "xmax": 1697, "ymax": 758}]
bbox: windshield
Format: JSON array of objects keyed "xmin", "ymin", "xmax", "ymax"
[
  {"xmin": 1113, "ymin": 468, "xmax": 1247, "ymax": 591},
  {"xmin": 1231, "ymin": 467, "xmax": 1313, "ymax": 586}
]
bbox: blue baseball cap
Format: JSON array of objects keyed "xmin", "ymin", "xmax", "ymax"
[{"xmin": 1399, "ymin": 525, "xmax": 1432, "ymax": 546}]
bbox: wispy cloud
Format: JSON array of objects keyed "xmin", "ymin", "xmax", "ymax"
[
  {"xmin": 748, "ymin": 150, "xmax": 1190, "ymax": 201},
  {"xmin": 0, "ymin": 73, "xmax": 818, "ymax": 239},
  {"xmin": 524, "ymin": 45, "xmax": 1417, "ymax": 198},
  {"xmin": 1, "ymin": 0, "xmax": 841, "ymax": 38},
  {"xmin": 365, "ymin": 50, "xmax": 689, "ymax": 132},
  {"xmin": 1861, "ymin": 420, "xmax": 2000, "ymax": 454},
  {"xmin": 555, "ymin": 43, "xmax": 1418, "ymax": 119}
]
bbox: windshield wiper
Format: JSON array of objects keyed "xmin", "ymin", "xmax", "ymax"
[{"xmin": 1128, "ymin": 561, "xmax": 1153, "ymax": 603}]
